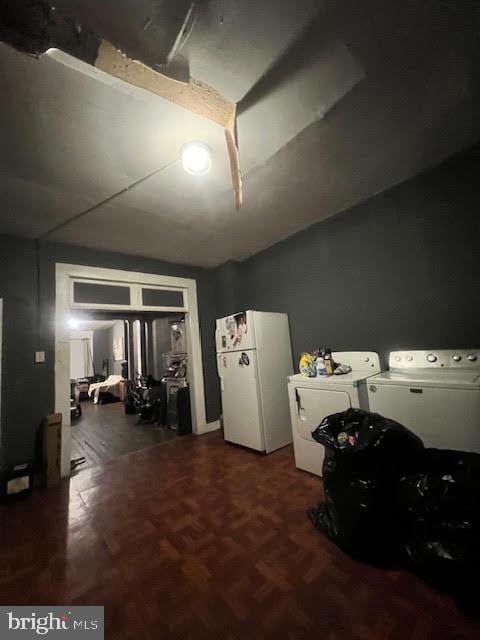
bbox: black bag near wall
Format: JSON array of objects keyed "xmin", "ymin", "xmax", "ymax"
[
  {"xmin": 308, "ymin": 409, "xmax": 480, "ymax": 614},
  {"xmin": 397, "ymin": 449, "xmax": 480, "ymax": 610},
  {"xmin": 308, "ymin": 408, "xmax": 424, "ymax": 563}
]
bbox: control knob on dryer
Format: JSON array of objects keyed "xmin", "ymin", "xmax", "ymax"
[
  {"xmin": 468, "ymin": 354, "xmax": 478, "ymax": 362},
  {"xmin": 452, "ymin": 354, "xmax": 462, "ymax": 362},
  {"xmin": 426, "ymin": 354, "xmax": 437, "ymax": 363}
]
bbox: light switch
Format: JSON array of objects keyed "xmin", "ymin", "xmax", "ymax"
[{"xmin": 35, "ymin": 351, "xmax": 46, "ymax": 364}]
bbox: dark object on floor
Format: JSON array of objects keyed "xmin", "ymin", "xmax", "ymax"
[
  {"xmin": 124, "ymin": 399, "xmax": 137, "ymax": 415},
  {"xmin": 76, "ymin": 377, "xmax": 90, "ymax": 401},
  {"xmin": 139, "ymin": 377, "xmax": 164, "ymax": 422},
  {"xmin": 70, "ymin": 380, "xmax": 81, "ymax": 420},
  {"xmin": 165, "ymin": 379, "xmax": 190, "ymax": 431},
  {"xmin": 70, "ymin": 402, "xmax": 82, "ymax": 419},
  {"xmin": 309, "ymin": 408, "xmax": 424, "ymax": 562},
  {"xmin": 125, "ymin": 376, "xmax": 165, "ymax": 423},
  {"xmin": 98, "ymin": 391, "xmax": 120, "ymax": 405},
  {"xmin": 0, "ymin": 461, "xmax": 34, "ymax": 500},
  {"xmin": 398, "ymin": 448, "xmax": 480, "ymax": 612},
  {"xmin": 176, "ymin": 385, "xmax": 192, "ymax": 436},
  {"xmin": 71, "ymin": 456, "xmax": 86, "ymax": 473}
]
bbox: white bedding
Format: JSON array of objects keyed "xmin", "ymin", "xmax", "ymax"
[{"xmin": 88, "ymin": 375, "xmax": 123, "ymax": 404}]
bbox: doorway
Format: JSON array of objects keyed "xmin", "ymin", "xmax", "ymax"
[
  {"xmin": 56, "ymin": 263, "xmax": 216, "ymax": 477},
  {"xmin": 68, "ymin": 313, "xmax": 190, "ymax": 472}
]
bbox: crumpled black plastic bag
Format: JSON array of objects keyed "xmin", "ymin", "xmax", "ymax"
[
  {"xmin": 309, "ymin": 409, "xmax": 424, "ymax": 563},
  {"xmin": 397, "ymin": 449, "xmax": 480, "ymax": 611},
  {"xmin": 308, "ymin": 411, "xmax": 480, "ymax": 613},
  {"xmin": 312, "ymin": 407, "xmax": 423, "ymax": 455}
]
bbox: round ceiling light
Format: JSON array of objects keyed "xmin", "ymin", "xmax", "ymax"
[{"xmin": 181, "ymin": 142, "xmax": 212, "ymax": 175}]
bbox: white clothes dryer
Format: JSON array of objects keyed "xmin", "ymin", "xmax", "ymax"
[{"xmin": 288, "ymin": 352, "xmax": 382, "ymax": 476}]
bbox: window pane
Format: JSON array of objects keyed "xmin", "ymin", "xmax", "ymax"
[
  {"xmin": 73, "ymin": 282, "xmax": 131, "ymax": 305},
  {"xmin": 142, "ymin": 288, "xmax": 184, "ymax": 308}
]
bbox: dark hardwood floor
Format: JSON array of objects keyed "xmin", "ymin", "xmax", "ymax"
[
  {"xmin": 71, "ymin": 400, "xmax": 177, "ymax": 469},
  {"xmin": 1, "ymin": 433, "xmax": 478, "ymax": 639}
]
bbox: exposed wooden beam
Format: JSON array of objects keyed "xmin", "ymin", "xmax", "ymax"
[
  {"xmin": 96, "ymin": 40, "xmax": 234, "ymax": 129},
  {"xmin": 95, "ymin": 40, "xmax": 243, "ymax": 210}
]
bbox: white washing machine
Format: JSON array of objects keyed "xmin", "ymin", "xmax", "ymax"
[
  {"xmin": 288, "ymin": 352, "xmax": 382, "ymax": 476},
  {"xmin": 367, "ymin": 349, "xmax": 480, "ymax": 452}
]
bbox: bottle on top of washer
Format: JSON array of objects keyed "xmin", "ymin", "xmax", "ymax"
[
  {"xmin": 316, "ymin": 347, "xmax": 334, "ymax": 376},
  {"xmin": 315, "ymin": 348, "xmax": 327, "ymax": 376},
  {"xmin": 323, "ymin": 348, "xmax": 335, "ymax": 375}
]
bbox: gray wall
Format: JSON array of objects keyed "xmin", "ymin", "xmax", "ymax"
[
  {"xmin": 92, "ymin": 328, "xmax": 110, "ymax": 376},
  {"xmin": 108, "ymin": 321, "xmax": 124, "ymax": 376},
  {"xmin": 92, "ymin": 323, "xmax": 124, "ymax": 377},
  {"xmin": 152, "ymin": 318, "xmax": 172, "ymax": 379},
  {"xmin": 0, "ymin": 239, "xmax": 221, "ymax": 465},
  {"xmin": 213, "ymin": 261, "xmax": 242, "ymax": 318},
  {"xmin": 0, "ymin": 236, "xmax": 45, "ymax": 466},
  {"xmin": 236, "ymin": 145, "xmax": 480, "ymax": 368},
  {"xmin": 1, "ymin": 144, "xmax": 479, "ymax": 467}
]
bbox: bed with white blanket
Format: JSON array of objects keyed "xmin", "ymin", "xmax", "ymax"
[{"xmin": 88, "ymin": 375, "xmax": 123, "ymax": 404}]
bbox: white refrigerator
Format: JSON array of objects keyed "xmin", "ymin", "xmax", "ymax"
[{"xmin": 216, "ymin": 310, "xmax": 294, "ymax": 453}]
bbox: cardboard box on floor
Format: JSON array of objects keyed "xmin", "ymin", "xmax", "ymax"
[{"xmin": 43, "ymin": 413, "xmax": 62, "ymax": 487}]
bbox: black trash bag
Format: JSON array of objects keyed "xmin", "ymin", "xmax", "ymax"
[
  {"xmin": 308, "ymin": 408, "xmax": 424, "ymax": 563},
  {"xmin": 397, "ymin": 449, "xmax": 480, "ymax": 611}
]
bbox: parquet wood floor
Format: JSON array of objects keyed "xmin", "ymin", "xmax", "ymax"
[
  {"xmin": 71, "ymin": 400, "xmax": 176, "ymax": 469},
  {"xmin": 1, "ymin": 432, "xmax": 478, "ymax": 639}
]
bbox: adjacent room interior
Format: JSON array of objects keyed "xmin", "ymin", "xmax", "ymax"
[
  {"xmin": 0, "ymin": 1, "xmax": 479, "ymax": 639},
  {"xmin": 69, "ymin": 314, "xmax": 191, "ymax": 471}
]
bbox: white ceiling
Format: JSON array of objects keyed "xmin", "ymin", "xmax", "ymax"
[
  {"xmin": 187, "ymin": 0, "xmax": 322, "ymax": 103},
  {"xmin": 0, "ymin": 1, "xmax": 479, "ymax": 268}
]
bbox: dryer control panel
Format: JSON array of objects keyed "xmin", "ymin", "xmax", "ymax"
[{"xmin": 389, "ymin": 350, "xmax": 480, "ymax": 370}]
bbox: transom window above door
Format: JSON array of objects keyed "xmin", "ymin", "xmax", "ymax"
[{"xmin": 70, "ymin": 278, "xmax": 186, "ymax": 312}]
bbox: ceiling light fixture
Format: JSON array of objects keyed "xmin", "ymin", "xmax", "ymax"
[
  {"xmin": 181, "ymin": 142, "xmax": 212, "ymax": 175},
  {"xmin": 68, "ymin": 317, "xmax": 80, "ymax": 329}
]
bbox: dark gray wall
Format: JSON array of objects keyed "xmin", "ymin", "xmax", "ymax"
[
  {"xmin": 237, "ymin": 145, "xmax": 480, "ymax": 368},
  {"xmin": 213, "ymin": 261, "xmax": 242, "ymax": 318},
  {"xmin": 0, "ymin": 236, "xmax": 45, "ymax": 467},
  {"xmin": 1, "ymin": 144, "xmax": 479, "ymax": 467},
  {"xmin": 92, "ymin": 328, "xmax": 110, "ymax": 376},
  {"xmin": 0, "ymin": 239, "xmax": 221, "ymax": 465},
  {"xmin": 108, "ymin": 322, "xmax": 124, "ymax": 376}
]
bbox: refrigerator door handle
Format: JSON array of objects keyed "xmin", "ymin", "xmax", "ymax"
[{"xmin": 217, "ymin": 355, "xmax": 225, "ymax": 392}]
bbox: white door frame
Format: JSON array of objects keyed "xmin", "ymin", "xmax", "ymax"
[{"xmin": 56, "ymin": 263, "xmax": 217, "ymax": 477}]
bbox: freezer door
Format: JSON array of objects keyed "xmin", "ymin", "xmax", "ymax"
[
  {"xmin": 295, "ymin": 388, "xmax": 352, "ymax": 442},
  {"xmin": 218, "ymin": 349, "xmax": 265, "ymax": 451},
  {"xmin": 215, "ymin": 311, "xmax": 255, "ymax": 352}
]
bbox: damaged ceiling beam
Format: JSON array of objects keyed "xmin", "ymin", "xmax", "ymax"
[
  {"xmin": 95, "ymin": 41, "xmax": 243, "ymax": 210},
  {"xmin": 0, "ymin": 0, "xmax": 244, "ymax": 209},
  {"xmin": 96, "ymin": 41, "xmax": 234, "ymax": 129}
]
